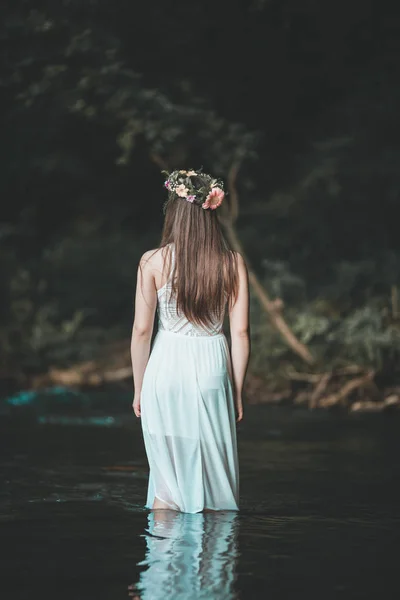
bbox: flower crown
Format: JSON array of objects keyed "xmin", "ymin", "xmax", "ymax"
[{"xmin": 162, "ymin": 168, "xmax": 225, "ymax": 211}]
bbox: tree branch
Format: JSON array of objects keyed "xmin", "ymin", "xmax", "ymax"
[
  {"xmin": 220, "ymin": 162, "xmax": 314, "ymax": 364},
  {"xmin": 150, "ymin": 153, "xmax": 169, "ymax": 171}
]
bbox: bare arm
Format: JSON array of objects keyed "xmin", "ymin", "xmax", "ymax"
[
  {"xmin": 228, "ymin": 252, "xmax": 250, "ymax": 422},
  {"xmin": 131, "ymin": 251, "xmax": 157, "ymax": 417}
]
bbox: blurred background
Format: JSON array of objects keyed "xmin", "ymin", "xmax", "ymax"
[
  {"xmin": 1, "ymin": 0, "xmax": 400, "ymax": 412},
  {"xmin": 2, "ymin": 0, "xmax": 400, "ymax": 410},
  {"xmin": 1, "ymin": 3, "xmax": 400, "ymax": 599}
]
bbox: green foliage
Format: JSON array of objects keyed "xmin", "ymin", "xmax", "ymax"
[
  {"xmin": 1, "ymin": 0, "xmax": 400, "ymax": 388},
  {"xmin": 3, "ymin": 8, "xmax": 258, "ymax": 175},
  {"xmin": 0, "ymin": 229, "xmax": 155, "ymax": 376},
  {"xmin": 1, "ymin": 2, "xmax": 258, "ymax": 380},
  {"xmin": 247, "ymin": 257, "xmax": 400, "ymax": 377},
  {"xmin": 327, "ymin": 307, "xmax": 400, "ymax": 368}
]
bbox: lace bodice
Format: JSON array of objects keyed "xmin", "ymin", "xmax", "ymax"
[{"xmin": 157, "ymin": 244, "xmax": 225, "ymax": 337}]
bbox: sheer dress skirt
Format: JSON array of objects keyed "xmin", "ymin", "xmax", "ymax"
[{"xmin": 140, "ymin": 329, "xmax": 239, "ymax": 513}]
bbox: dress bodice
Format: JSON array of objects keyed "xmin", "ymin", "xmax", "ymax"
[{"xmin": 157, "ymin": 244, "xmax": 225, "ymax": 337}]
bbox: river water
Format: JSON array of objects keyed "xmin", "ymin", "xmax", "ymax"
[{"xmin": 1, "ymin": 403, "xmax": 399, "ymax": 599}]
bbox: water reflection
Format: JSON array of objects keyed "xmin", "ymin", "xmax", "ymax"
[{"xmin": 129, "ymin": 510, "xmax": 240, "ymax": 600}]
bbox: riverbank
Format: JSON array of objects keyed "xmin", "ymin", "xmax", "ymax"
[{"xmin": 2, "ymin": 366, "xmax": 400, "ymax": 420}]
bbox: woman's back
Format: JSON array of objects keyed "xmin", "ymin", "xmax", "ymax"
[{"xmin": 157, "ymin": 243, "xmax": 225, "ymax": 337}]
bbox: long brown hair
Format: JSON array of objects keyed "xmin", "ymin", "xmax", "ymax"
[{"xmin": 152, "ymin": 174, "xmax": 239, "ymax": 330}]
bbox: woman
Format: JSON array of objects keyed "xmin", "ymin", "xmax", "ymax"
[{"xmin": 131, "ymin": 168, "xmax": 250, "ymax": 513}]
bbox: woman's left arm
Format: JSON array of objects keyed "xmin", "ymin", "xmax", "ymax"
[{"xmin": 131, "ymin": 251, "xmax": 157, "ymax": 417}]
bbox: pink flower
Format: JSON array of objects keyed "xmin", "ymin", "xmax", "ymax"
[
  {"xmin": 175, "ymin": 184, "xmax": 188, "ymax": 197},
  {"xmin": 164, "ymin": 180, "xmax": 170, "ymax": 189},
  {"xmin": 202, "ymin": 187, "xmax": 225, "ymax": 210},
  {"xmin": 186, "ymin": 195, "xmax": 196, "ymax": 203}
]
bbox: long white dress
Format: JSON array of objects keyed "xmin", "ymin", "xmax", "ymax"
[{"xmin": 140, "ymin": 243, "xmax": 239, "ymax": 513}]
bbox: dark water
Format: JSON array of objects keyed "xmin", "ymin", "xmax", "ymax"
[{"xmin": 1, "ymin": 404, "xmax": 399, "ymax": 599}]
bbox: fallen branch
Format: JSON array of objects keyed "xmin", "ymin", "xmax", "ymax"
[
  {"xmin": 286, "ymin": 370, "xmax": 322, "ymax": 383},
  {"xmin": 31, "ymin": 344, "xmax": 132, "ymax": 389},
  {"xmin": 287, "ymin": 364, "xmax": 366, "ymax": 382},
  {"xmin": 351, "ymin": 394, "xmax": 400, "ymax": 413},
  {"xmin": 309, "ymin": 373, "xmax": 332, "ymax": 409},
  {"xmin": 318, "ymin": 371, "xmax": 375, "ymax": 408}
]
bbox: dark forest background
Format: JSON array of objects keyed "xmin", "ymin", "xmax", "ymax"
[{"xmin": 1, "ymin": 0, "xmax": 400, "ymax": 408}]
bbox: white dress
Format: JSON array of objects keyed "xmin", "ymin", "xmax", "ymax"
[{"xmin": 140, "ymin": 243, "xmax": 239, "ymax": 513}]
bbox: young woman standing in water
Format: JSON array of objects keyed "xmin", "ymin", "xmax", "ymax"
[{"xmin": 130, "ymin": 169, "xmax": 250, "ymax": 513}]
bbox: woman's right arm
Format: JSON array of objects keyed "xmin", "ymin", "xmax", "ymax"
[{"xmin": 228, "ymin": 252, "xmax": 250, "ymax": 422}]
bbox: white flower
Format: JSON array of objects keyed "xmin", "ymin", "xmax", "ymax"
[{"xmin": 175, "ymin": 184, "xmax": 188, "ymax": 197}]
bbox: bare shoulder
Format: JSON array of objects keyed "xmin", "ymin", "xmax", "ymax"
[
  {"xmin": 232, "ymin": 251, "xmax": 247, "ymax": 271},
  {"xmin": 139, "ymin": 247, "xmax": 165, "ymax": 274},
  {"xmin": 139, "ymin": 248, "xmax": 158, "ymax": 270}
]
